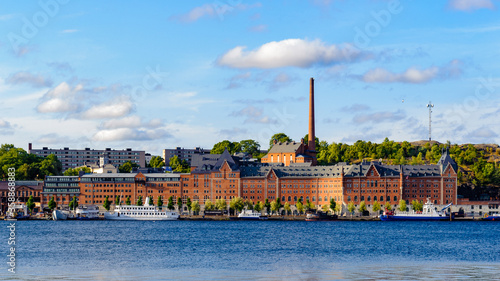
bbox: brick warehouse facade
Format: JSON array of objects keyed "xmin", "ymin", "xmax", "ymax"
[{"xmin": 34, "ymin": 149, "xmax": 457, "ymax": 213}]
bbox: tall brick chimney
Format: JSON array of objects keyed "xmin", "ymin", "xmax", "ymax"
[{"xmin": 308, "ymin": 77, "xmax": 315, "ymax": 152}]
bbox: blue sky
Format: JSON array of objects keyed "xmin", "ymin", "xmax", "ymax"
[{"xmin": 1, "ymin": 0, "xmax": 499, "ymax": 156}]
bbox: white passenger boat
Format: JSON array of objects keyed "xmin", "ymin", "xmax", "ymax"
[
  {"xmin": 104, "ymin": 197, "xmax": 179, "ymax": 221},
  {"xmin": 76, "ymin": 205, "xmax": 100, "ymax": 220},
  {"xmin": 237, "ymin": 209, "xmax": 268, "ymax": 220},
  {"xmin": 380, "ymin": 199, "xmax": 453, "ymax": 221}
]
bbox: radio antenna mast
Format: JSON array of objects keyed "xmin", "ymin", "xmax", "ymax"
[{"xmin": 426, "ymin": 101, "xmax": 434, "ymax": 141}]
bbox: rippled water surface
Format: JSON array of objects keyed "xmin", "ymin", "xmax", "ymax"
[{"xmin": 1, "ymin": 220, "xmax": 499, "ymax": 280}]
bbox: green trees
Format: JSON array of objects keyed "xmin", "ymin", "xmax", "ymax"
[
  {"xmin": 372, "ymin": 201, "xmax": 381, "ymax": 213},
  {"xmin": 215, "ymin": 199, "xmax": 227, "ymax": 211},
  {"xmin": 118, "ymin": 161, "xmax": 139, "ymax": 173},
  {"xmin": 329, "ymin": 198, "xmax": 336, "ymax": 214},
  {"xmin": 69, "ymin": 196, "xmax": 79, "ymax": 210},
  {"xmin": 149, "ymin": 156, "xmax": 165, "ymax": 168},
  {"xmin": 115, "ymin": 195, "xmax": 120, "ymax": 206},
  {"xmin": 229, "ymin": 197, "xmax": 244, "ymax": 213},
  {"xmin": 398, "ymin": 200, "xmax": 407, "ymax": 212},
  {"xmin": 204, "ymin": 200, "xmax": 214, "ymax": 211},
  {"xmin": 186, "ymin": 198, "xmax": 192, "ymax": 214},
  {"xmin": 137, "ymin": 196, "xmax": 143, "ymax": 206},
  {"xmin": 167, "ymin": 196, "xmax": 174, "ymax": 210},
  {"xmin": 26, "ymin": 195, "xmax": 35, "ymax": 214},
  {"xmin": 296, "ymin": 201, "xmax": 304, "ymax": 214},
  {"xmin": 240, "ymin": 140, "xmax": 261, "ymax": 156},
  {"xmin": 270, "ymin": 201, "xmax": 279, "ymax": 215},
  {"xmin": 305, "ymin": 199, "xmax": 314, "ymax": 210},
  {"xmin": 284, "ymin": 202, "xmax": 291, "ymax": 215},
  {"xmin": 64, "ymin": 166, "xmax": 92, "ymax": 176},
  {"xmin": 411, "ymin": 200, "xmax": 423, "ymax": 211},
  {"xmin": 384, "ymin": 201, "xmax": 392, "ymax": 211},
  {"xmin": 347, "ymin": 202, "xmax": 355, "ymax": 216},
  {"xmin": 359, "ymin": 201, "xmax": 367, "ymax": 215},
  {"xmin": 210, "ymin": 140, "xmax": 242, "ymax": 155},
  {"xmin": 0, "ymin": 144, "xmax": 62, "ymax": 180},
  {"xmin": 125, "ymin": 196, "xmax": 131, "ymax": 205},
  {"xmin": 48, "ymin": 196, "xmax": 57, "ymax": 211},
  {"xmin": 191, "ymin": 200, "xmax": 201, "ymax": 215},
  {"xmin": 269, "ymin": 133, "xmax": 292, "ymax": 148},
  {"xmin": 254, "ymin": 201, "xmax": 263, "ymax": 212},
  {"xmin": 177, "ymin": 197, "xmax": 183, "ymax": 212},
  {"xmin": 168, "ymin": 156, "xmax": 190, "ymax": 173},
  {"xmin": 103, "ymin": 196, "xmax": 111, "ymax": 211},
  {"xmin": 148, "ymin": 196, "xmax": 154, "ymax": 205},
  {"xmin": 321, "ymin": 204, "xmax": 329, "ymax": 212},
  {"xmin": 264, "ymin": 198, "xmax": 271, "ymax": 214},
  {"xmin": 244, "ymin": 200, "xmax": 254, "ymax": 210},
  {"xmin": 157, "ymin": 196, "xmax": 163, "ymax": 208}
]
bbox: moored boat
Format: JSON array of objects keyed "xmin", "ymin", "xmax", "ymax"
[
  {"xmin": 76, "ymin": 205, "xmax": 100, "ymax": 220},
  {"xmin": 482, "ymin": 214, "xmax": 500, "ymax": 221},
  {"xmin": 380, "ymin": 199, "xmax": 453, "ymax": 221},
  {"xmin": 237, "ymin": 209, "xmax": 268, "ymax": 220},
  {"xmin": 52, "ymin": 209, "xmax": 68, "ymax": 221},
  {"xmin": 104, "ymin": 197, "xmax": 179, "ymax": 221},
  {"xmin": 306, "ymin": 210, "xmax": 337, "ymax": 221}
]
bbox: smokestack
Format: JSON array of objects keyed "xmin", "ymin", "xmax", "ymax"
[{"xmin": 308, "ymin": 77, "xmax": 315, "ymax": 152}]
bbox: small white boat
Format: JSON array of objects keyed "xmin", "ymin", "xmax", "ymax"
[
  {"xmin": 76, "ymin": 205, "xmax": 100, "ymax": 220},
  {"xmin": 237, "ymin": 209, "xmax": 268, "ymax": 220},
  {"xmin": 52, "ymin": 209, "xmax": 68, "ymax": 221},
  {"xmin": 104, "ymin": 197, "xmax": 179, "ymax": 221}
]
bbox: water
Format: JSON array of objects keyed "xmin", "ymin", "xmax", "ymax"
[{"xmin": 1, "ymin": 220, "xmax": 499, "ymax": 280}]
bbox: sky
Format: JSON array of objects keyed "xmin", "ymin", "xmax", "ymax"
[{"xmin": 1, "ymin": 0, "xmax": 500, "ymax": 156}]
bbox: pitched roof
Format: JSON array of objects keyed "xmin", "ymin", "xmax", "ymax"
[
  {"xmin": 267, "ymin": 141, "xmax": 302, "ymax": 154},
  {"xmin": 437, "ymin": 149, "xmax": 458, "ymax": 173}
]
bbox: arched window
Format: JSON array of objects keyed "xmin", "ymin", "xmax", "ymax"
[
  {"xmin": 375, "ymin": 181, "xmax": 378, "ymax": 187},
  {"xmin": 387, "ymin": 196, "xmax": 390, "ymax": 202},
  {"xmin": 306, "ymin": 196, "xmax": 310, "ymax": 201},
  {"xmin": 347, "ymin": 196, "xmax": 351, "ymax": 202},
  {"xmin": 361, "ymin": 196, "xmax": 364, "ymax": 201},
  {"xmin": 367, "ymin": 196, "xmax": 371, "ymax": 202},
  {"xmin": 294, "ymin": 196, "xmax": 297, "ymax": 202},
  {"xmin": 374, "ymin": 196, "xmax": 377, "ymax": 202},
  {"xmin": 300, "ymin": 196, "xmax": 304, "ymax": 201},
  {"xmin": 354, "ymin": 196, "xmax": 358, "ymax": 201},
  {"xmin": 324, "ymin": 196, "xmax": 327, "ymax": 202},
  {"xmin": 370, "ymin": 181, "xmax": 374, "ymax": 187},
  {"xmin": 282, "ymin": 196, "xmax": 285, "ymax": 202},
  {"xmin": 288, "ymin": 196, "xmax": 291, "ymax": 202},
  {"xmin": 379, "ymin": 196, "xmax": 383, "ymax": 201},
  {"xmin": 394, "ymin": 196, "xmax": 397, "ymax": 202},
  {"xmin": 312, "ymin": 196, "xmax": 316, "ymax": 202}
]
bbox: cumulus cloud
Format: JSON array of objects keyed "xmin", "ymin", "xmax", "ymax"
[
  {"xmin": 0, "ymin": 120, "xmax": 15, "ymax": 135},
  {"xmin": 80, "ymin": 97, "xmax": 133, "ymax": 119},
  {"xmin": 361, "ymin": 60, "xmax": 463, "ymax": 84},
  {"xmin": 6, "ymin": 71, "xmax": 53, "ymax": 88},
  {"xmin": 230, "ymin": 105, "xmax": 277, "ymax": 124},
  {"xmin": 353, "ymin": 110, "xmax": 406, "ymax": 124},
  {"xmin": 217, "ymin": 39, "xmax": 365, "ymax": 69},
  {"xmin": 92, "ymin": 128, "xmax": 171, "ymax": 142},
  {"xmin": 448, "ymin": 0, "xmax": 495, "ymax": 11},
  {"xmin": 37, "ymin": 82, "xmax": 83, "ymax": 113},
  {"xmin": 170, "ymin": 3, "xmax": 261, "ymax": 23},
  {"xmin": 99, "ymin": 116, "xmax": 163, "ymax": 129}
]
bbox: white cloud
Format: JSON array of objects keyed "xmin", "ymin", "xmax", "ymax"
[
  {"xmin": 448, "ymin": 0, "xmax": 495, "ymax": 11},
  {"xmin": 61, "ymin": 29, "xmax": 78, "ymax": 33},
  {"xmin": 249, "ymin": 24, "xmax": 267, "ymax": 32},
  {"xmin": 99, "ymin": 116, "xmax": 163, "ymax": 129},
  {"xmin": 37, "ymin": 82, "xmax": 82, "ymax": 113},
  {"xmin": 92, "ymin": 128, "xmax": 170, "ymax": 142},
  {"xmin": 6, "ymin": 71, "xmax": 53, "ymax": 88},
  {"xmin": 81, "ymin": 98, "xmax": 133, "ymax": 119},
  {"xmin": 171, "ymin": 3, "xmax": 261, "ymax": 23},
  {"xmin": 361, "ymin": 60, "xmax": 463, "ymax": 84},
  {"xmin": 230, "ymin": 105, "xmax": 277, "ymax": 124},
  {"xmin": 217, "ymin": 39, "xmax": 364, "ymax": 69}
]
